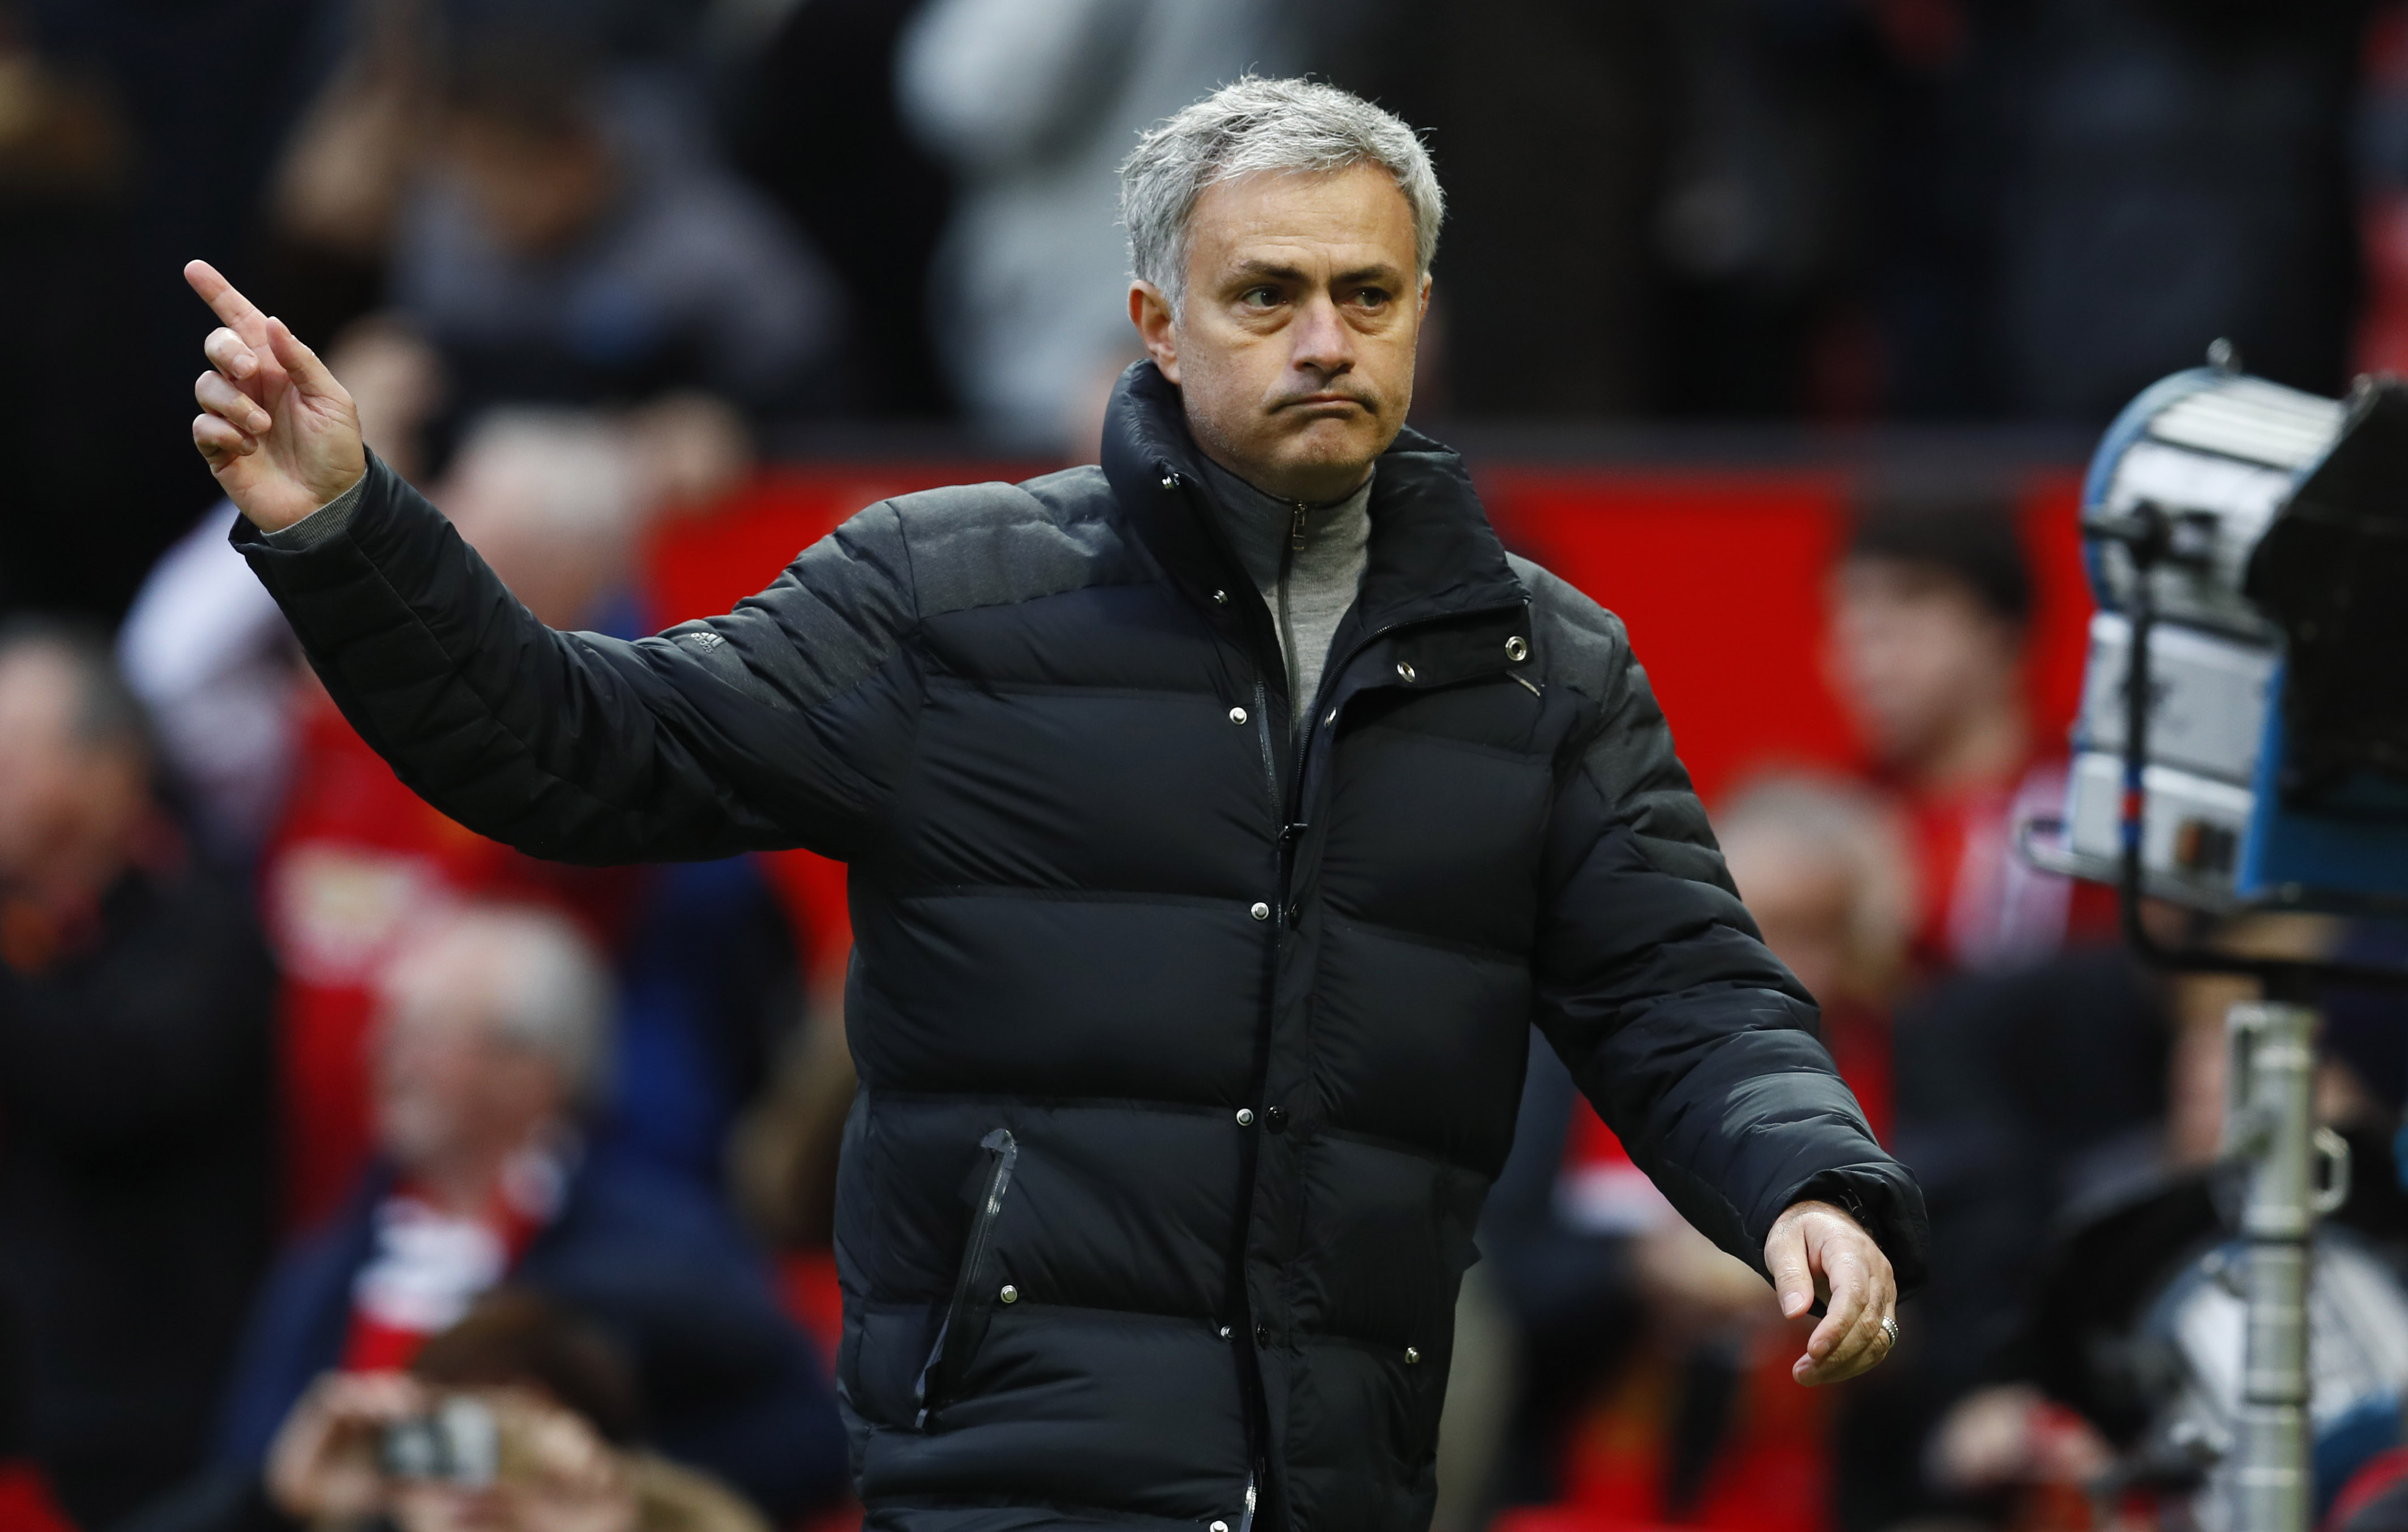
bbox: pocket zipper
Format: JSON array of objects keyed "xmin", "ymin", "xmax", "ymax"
[{"xmin": 914, "ymin": 1128, "xmax": 1019, "ymax": 1427}]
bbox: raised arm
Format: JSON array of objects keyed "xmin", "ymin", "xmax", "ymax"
[
  {"xmin": 185, "ymin": 263, "xmax": 921, "ymax": 865},
  {"xmin": 1530, "ymin": 603, "xmax": 1928, "ymax": 1385}
]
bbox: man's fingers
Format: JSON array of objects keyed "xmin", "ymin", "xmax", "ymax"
[
  {"xmin": 1765, "ymin": 1219, "xmax": 1814, "ymax": 1321},
  {"xmin": 203, "ymin": 326, "xmax": 259, "ymax": 383},
  {"xmin": 268, "ymin": 316, "xmax": 345, "ymax": 401},
  {"xmin": 184, "ymin": 259, "xmax": 270, "ymax": 342},
  {"xmin": 1801, "ymin": 1291, "xmax": 1894, "ymax": 1385},
  {"xmin": 1795, "ymin": 1244, "xmax": 1900, "ymax": 1385},
  {"xmin": 194, "ymin": 412, "xmax": 256, "ymax": 461},
  {"xmin": 1804, "ymin": 1245, "xmax": 1871, "ymax": 1359},
  {"xmin": 196, "ymin": 370, "xmax": 271, "ymax": 435},
  {"xmin": 1828, "ymin": 1268, "xmax": 1889, "ymax": 1367}
]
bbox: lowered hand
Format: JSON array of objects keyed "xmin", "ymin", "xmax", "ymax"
[{"xmin": 1765, "ymin": 1198, "xmax": 1899, "ymax": 1385}]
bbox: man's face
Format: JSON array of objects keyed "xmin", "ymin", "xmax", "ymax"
[
  {"xmin": 373, "ymin": 957, "xmax": 564, "ymax": 1177},
  {"xmin": 1825, "ymin": 557, "xmax": 2024, "ymax": 780},
  {"xmin": 440, "ymin": 115, "xmax": 613, "ymax": 258},
  {"xmin": 1131, "ymin": 162, "xmax": 1428, "ymax": 503},
  {"xmin": 0, "ymin": 649, "xmax": 145, "ymax": 903},
  {"xmin": 1726, "ymin": 840, "xmax": 1857, "ymax": 1007}
]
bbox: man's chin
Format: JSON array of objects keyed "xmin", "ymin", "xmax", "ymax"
[{"xmin": 1269, "ymin": 418, "xmax": 1388, "ymax": 480}]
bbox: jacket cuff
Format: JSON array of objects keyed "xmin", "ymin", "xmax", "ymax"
[
  {"xmin": 261, "ymin": 468, "xmax": 369, "ymax": 550},
  {"xmin": 230, "ymin": 454, "xmax": 382, "ymax": 558},
  {"xmin": 1782, "ymin": 1165, "xmax": 1931, "ymax": 1296}
]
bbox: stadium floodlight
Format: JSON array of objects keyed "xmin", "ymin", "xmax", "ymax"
[
  {"xmin": 2024, "ymin": 349, "xmax": 2408, "ymax": 1532},
  {"xmin": 2055, "ymin": 357, "xmax": 2408, "ymax": 914}
]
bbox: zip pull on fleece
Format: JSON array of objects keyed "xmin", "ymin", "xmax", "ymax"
[{"xmin": 1290, "ymin": 501, "xmax": 1308, "ymax": 553}]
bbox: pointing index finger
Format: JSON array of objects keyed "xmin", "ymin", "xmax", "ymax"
[{"xmin": 183, "ymin": 259, "xmax": 270, "ymax": 343}]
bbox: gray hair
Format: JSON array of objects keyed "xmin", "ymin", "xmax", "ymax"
[
  {"xmin": 0, "ymin": 619, "xmax": 154, "ymax": 762},
  {"xmin": 382, "ymin": 902, "xmax": 615, "ymax": 1106},
  {"xmin": 1120, "ymin": 76, "xmax": 1444, "ymax": 315},
  {"xmin": 1716, "ymin": 771, "xmax": 1916, "ymax": 991}
]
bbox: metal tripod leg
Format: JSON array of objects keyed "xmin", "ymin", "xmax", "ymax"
[{"xmin": 2225, "ymin": 1001, "xmax": 2351, "ymax": 1532}]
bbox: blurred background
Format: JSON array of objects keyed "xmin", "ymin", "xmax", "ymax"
[{"xmin": 7, "ymin": 1, "xmax": 2408, "ymax": 1531}]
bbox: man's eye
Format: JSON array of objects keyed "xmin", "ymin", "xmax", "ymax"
[
  {"xmin": 1354, "ymin": 288, "xmax": 1391, "ymax": 309},
  {"xmin": 1241, "ymin": 286, "xmax": 1281, "ymax": 307}
]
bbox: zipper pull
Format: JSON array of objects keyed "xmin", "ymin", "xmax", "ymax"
[{"xmin": 1290, "ymin": 502, "xmax": 1308, "ymax": 553}]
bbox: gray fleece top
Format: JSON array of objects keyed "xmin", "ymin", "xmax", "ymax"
[
  {"xmin": 275, "ymin": 455, "xmax": 1375, "ymax": 734},
  {"xmin": 1194, "ymin": 455, "xmax": 1371, "ymax": 734}
]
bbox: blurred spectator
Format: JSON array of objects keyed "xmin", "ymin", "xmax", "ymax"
[
  {"xmin": 0, "ymin": 623, "xmax": 277, "ymax": 1526},
  {"xmin": 253, "ymin": 0, "xmax": 435, "ymax": 349},
  {"xmin": 117, "ymin": 511, "xmax": 306, "ymax": 864},
  {"xmin": 896, "ymin": 0, "xmax": 1305, "ymax": 453},
  {"xmin": 311, "ymin": 20, "xmax": 846, "ymax": 443},
  {"xmin": 262, "ymin": 1290, "xmax": 767, "ymax": 1532},
  {"xmin": 211, "ymin": 901, "xmax": 847, "ymax": 1520},
  {"xmin": 1825, "ymin": 491, "xmax": 2103, "ymax": 975}
]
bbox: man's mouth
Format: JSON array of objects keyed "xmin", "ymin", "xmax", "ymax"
[{"xmin": 1278, "ymin": 392, "xmax": 1371, "ymax": 413}]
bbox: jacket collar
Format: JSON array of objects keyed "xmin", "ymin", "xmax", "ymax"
[{"xmin": 1099, "ymin": 361, "xmax": 1527, "ymax": 639}]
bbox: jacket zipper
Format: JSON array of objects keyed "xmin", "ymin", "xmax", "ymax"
[
  {"xmin": 1170, "ymin": 458, "xmax": 1526, "ymax": 1525},
  {"xmin": 915, "ymin": 1128, "xmax": 1019, "ymax": 1426},
  {"xmin": 1252, "ymin": 678, "xmax": 1277, "ymax": 813}
]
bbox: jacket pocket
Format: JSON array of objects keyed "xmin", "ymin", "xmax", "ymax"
[{"xmin": 914, "ymin": 1127, "xmax": 1019, "ymax": 1427}]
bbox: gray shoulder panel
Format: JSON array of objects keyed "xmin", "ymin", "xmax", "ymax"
[{"xmin": 889, "ymin": 472, "xmax": 1137, "ymax": 619}]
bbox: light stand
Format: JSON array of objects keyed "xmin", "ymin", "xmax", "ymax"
[{"xmin": 2081, "ymin": 503, "xmax": 2392, "ymax": 1532}]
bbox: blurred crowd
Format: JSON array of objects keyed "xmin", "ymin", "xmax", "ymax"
[
  {"xmin": 6, "ymin": 2, "xmax": 2408, "ymax": 1532},
  {"xmin": 16, "ymin": 0, "xmax": 2408, "ymax": 614}
]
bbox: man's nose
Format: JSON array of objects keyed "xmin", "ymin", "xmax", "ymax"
[{"xmin": 1289, "ymin": 292, "xmax": 1356, "ymax": 376}]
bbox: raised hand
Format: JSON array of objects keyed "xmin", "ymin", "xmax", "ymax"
[
  {"xmin": 264, "ymin": 1369, "xmax": 427, "ymax": 1522},
  {"xmin": 185, "ymin": 260, "xmax": 366, "ymax": 532},
  {"xmin": 1765, "ymin": 1198, "xmax": 1900, "ymax": 1386}
]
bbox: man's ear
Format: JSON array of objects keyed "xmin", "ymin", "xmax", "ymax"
[
  {"xmin": 1417, "ymin": 273, "xmax": 1433, "ymax": 324},
  {"xmin": 1129, "ymin": 281, "xmax": 1181, "ymax": 385}
]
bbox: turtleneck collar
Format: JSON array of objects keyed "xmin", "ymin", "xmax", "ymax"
[{"xmin": 1192, "ymin": 452, "xmax": 1375, "ymax": 591}]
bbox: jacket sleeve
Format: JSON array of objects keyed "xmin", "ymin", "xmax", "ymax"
[
  {"xmin": 233, "ymin": 452, "xmax": 922, "ymax": 865},
  {"xmin": 1529, "ymin": 612, "xmax": 1929, "ymax": 1290}
]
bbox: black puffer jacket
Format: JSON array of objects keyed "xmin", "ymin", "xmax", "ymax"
[{"xmin": 235, "ymin": 364, "xmax": 1926, "ymax": 1532}]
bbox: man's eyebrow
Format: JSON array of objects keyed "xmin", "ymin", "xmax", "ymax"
[
  {"xmin": 1222, "ymin": 258, "xmax": 1409, "ymax": 286},
  {"xmin": 1226, "ymin": 259, "xmax": 1310, "ymax": 285}
]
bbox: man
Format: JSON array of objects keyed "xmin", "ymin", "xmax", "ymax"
[
  {"xmin": 0, "ymin": 624, "xmax": 276, "ymax": 1527},
  {"xmin": 1823, "ymin": 494, "xmax": 2105, "ymax": 972},
  {"xmin": 263, "ymin": 1293, "xmax": 771, "ymax": 1532},
  {"xmin": 213, "ymin": 903, "xmax": 846, "ymax": 1521},
  {"xmin": 388, "ymin": 26, "xmax": 839, "ymax": 425},
  {"xmin": 188, "ymin": 76, "xmax": 1923, "ymax": 1532}
]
